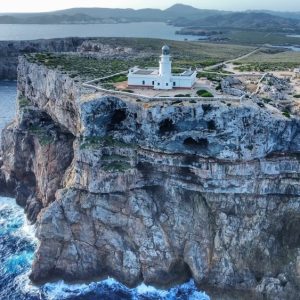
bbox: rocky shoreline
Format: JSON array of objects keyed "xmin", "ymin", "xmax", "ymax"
[{"xmin": 0, "ymin": 54, "xmax": 300, "ymax": 300}]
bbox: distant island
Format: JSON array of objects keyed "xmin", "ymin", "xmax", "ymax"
[{"xmin": 1, "ymin": 4, "xmax": 300, "ymax": 35}]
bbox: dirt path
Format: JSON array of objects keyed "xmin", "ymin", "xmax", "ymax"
[{"xmin": 204, "ymin": 48, "xmax": 261, "ymax": 71}]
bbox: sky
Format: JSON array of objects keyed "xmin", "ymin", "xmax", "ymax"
[{"xmin": 0, "ymin": 0, "xmax": 299, "ymax": 13}]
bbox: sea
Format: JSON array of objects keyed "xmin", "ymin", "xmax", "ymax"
[
  {"xmin": 0, "ymin": 80, "xmax": 210, "ymax": 299},
  {"xmin": 0, "ymin": 22, "xmax": 206, "ymax": 41}
]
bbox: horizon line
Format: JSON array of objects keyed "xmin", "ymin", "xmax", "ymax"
[{"xmin": 0, "ymin": 5, "xmax": 300, "ymax": 15}]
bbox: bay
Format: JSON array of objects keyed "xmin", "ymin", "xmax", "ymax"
[{"xmin": 0, "ymin": 22, "xmax": 207, "ymax": 41}]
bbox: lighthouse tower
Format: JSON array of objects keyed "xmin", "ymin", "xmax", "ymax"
[{"xmin": 154, "ymin": 45, "xmax": 172, "ymax": 90}]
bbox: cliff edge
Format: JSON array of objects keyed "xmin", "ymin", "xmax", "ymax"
[{"xmin": 1, "ymin": 55, "xmax": 300, "ymax": 299}]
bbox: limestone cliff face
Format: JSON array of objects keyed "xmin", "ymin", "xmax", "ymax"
[
  {"xmin": 1, "ymin": 57, "xmax": 300, "ymax": 299},
  {"xmin": 0, "ymin": 38, "xmax": 88, "ymax": 80}
]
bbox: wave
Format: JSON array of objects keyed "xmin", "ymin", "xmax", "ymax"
[{"xmin": 0, "ymin": 196, "xmax": 210, "ymax": 300}]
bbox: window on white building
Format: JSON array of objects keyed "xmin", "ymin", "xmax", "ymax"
[
  {"xmin": 173, "ymin": 82, "xmax": 176, "ymax": 87},
  {"xmin": 166, "ymin": 83, "xmax": 168, "ymax": 86},
  {"xmin": 152, "ymin": 81, "xmax": 154, "ymax": 85},
  {"xmin": 142, "ymin": 80, "xmax": 145, "ymax": 85}
]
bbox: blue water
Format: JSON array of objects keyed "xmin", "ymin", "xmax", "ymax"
[
  {"xmin": 0, "ymin": 81, "xmax": 17, "ymax": 138},
  {"xmin": 0, "ymin": 81, "xmax": 210, "ymax": 299},
  {"xmin": 270, "ymin": 45, "xmax": 300, "ymax": 52},
  {"xmin": 0, "ymin": 22, "xmax": 207, "ymax": 41}
]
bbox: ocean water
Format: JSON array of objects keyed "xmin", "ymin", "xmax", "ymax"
[
  {"xmin": 0, "ymin": 22, "xmax": 206, "ymax": 41},
  {"xmin": 0, "ymin": 81, "xmax": 17, "ymax": 137},
  {"xmin": 270, "ymin": 45, "xmax": 300, "ymax": 52},
  {"xmin": 0, "ymin": 81, "xmax": 210, "ymax": 299}
]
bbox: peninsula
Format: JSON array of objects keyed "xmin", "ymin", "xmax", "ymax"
[{"xmin": 0, "ymin": 38, "xmax": 300, "ymax": 300}]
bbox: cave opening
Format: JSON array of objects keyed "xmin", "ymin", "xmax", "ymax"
[
  {"xmin": 207, "ymin": 120, "xmax": 216, "ymax": 131},
  {"xmin": 184, "ymin": 137, "xmax": 209, "ymax": 148},
  {"xmin": 111, "ymin": 109, "xmax": 127, "ymax": 125},
  {"xmin": 159, "ymin": 118, "xmax": 175, "ymax": 134}
]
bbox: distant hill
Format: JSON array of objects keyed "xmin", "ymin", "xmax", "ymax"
[
  {"xmin": 1, "ymin": 4, "xmax": 300, "ymax": 33},
  {"xmin": 248, "ymin": 10, "xmax": 300, "ymax": 21},
  {"xmin": 173, "ymin": 12, "xmax": 300, "ymax": 32}
]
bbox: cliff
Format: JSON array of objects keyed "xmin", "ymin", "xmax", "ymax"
[
  {"xmin": 1, "ymin": 56, "xmax": 300, "ymax": 299},
  {"xmin": 0, "ymin": 37, "xmax": 89, "ymax": 80}
]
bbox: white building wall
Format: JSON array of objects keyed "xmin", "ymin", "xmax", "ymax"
[
  {"xmin": 128, "ymin": 74, "xmax": 157, "ymax": 87},
  {"xmin": 127, "ymin": 46, "xmax": 197, "ymax": 90},
  {"xmin": 171, "ymin": 72, "xmax": 197, "ymax": 88},
  {"xmin": 128, "ymin": 72, "xmax": 197, "ymax": 89}
]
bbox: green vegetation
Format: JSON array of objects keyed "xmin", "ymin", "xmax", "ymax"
[
  {"xmin": 257, "ymin": 102, "xmax": 265, "ymax": 108},
  {"xmin": 197, "ymin": 72, "xmax": 226, "ymax": 82},
  {"xmin": 175, "ymin": 94, "xmax": 191, "ymax": 97},
  {"xmin": 282, "ymin": 111, "xmax": 291, "ymax": 118},
  {"xmin": 235, "ymin": 48, "xmax": 300, "ymax": 71},
  {"xmin": 26, "ymin": 52, "xmax": 157, "ymax": 81},
  {"xmin": 215, "ymin": 83, "xmax": 222, "ymax": 90},
  {"xmin": 102, "ymin": 154, "xmax": 129, "ymax": 161},
  {"xmin": 101, "ymin": 83, "xmax": 116, "ymax": 90},
  {"xmin": 102, "ymin": 161, "xmax": 131, "ymax": 173},
  {"xmin": 226, "ymin": 30, "xmax": 300, "ymax": 46},
  {"xmin": 172, "ymin": 68, "xmax": 184, "ymax": 74},
  {"xmin": 293, "ymin": 94, "xmax": 300, "ymax": 98},
  {"xmin": 262, "ymin": 98, "xmax": 272, "ymax": 104},
  {"xmin": 80, "ymin": 136, "xmax": 137, "ymax": 150},
  {"xmin": 28, "ymin": 125, "xmax": 55, "ymax": 146},
  {"xmin": 26, "ymin": 38, "xmax": 255, "ymax": 80},
  {"xmin": 101, "ymin": 154, "xmax": 132, "ymax": 172},
  {"xmin": 104, "ymin": 74, "xmax": 128, "ymax": 83},
  {"xmin": 197, "ymin": 89, "xmax": 214, "ymax": 97},
  {"xmin": 18, "ymin": 96, "xmax": 31, "ymax": 108}
]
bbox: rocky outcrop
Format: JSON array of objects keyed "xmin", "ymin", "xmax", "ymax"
[
  {"xmin": 1, "ymin": 56, "xmax": 300, "ymax": 299},
  {"xmin": 0, "ymin": 37, "xmax": 88, "ymax": 80}
]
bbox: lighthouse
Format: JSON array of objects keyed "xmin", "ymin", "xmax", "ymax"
[
  {"xmin": 155, "ymin": 45, "xmax": 172, "ymax": 90},
  {"xmin": 127, "ymin": 45, "xmax": 197, "ymax": 91}
]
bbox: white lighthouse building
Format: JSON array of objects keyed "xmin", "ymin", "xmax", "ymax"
[{"xmin": 127, "ymin": 45, "xmax": 197, "ymax": 90}]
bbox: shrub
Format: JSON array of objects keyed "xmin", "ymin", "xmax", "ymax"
[
  {"xmin": 175, "ymin": 94, "xmax": 191, "ymax": 97},
  {"xmin": 257, "ymin": 102, "xmax": 265, "ymax": 108},
  {"xmin": 197, "ymin": 89, "xmax": 214, "ymax": 97},
  {"xmin": 262, "ymin": 98, "xmax": 272, "ymax": 104},
  {"xmin": 282, "ymin": 111, "xmax": 291, "ymax": 118}
]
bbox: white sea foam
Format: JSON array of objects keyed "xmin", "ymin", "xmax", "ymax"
[{"xmin": 0, "ymin": 196, "xmax": 211, "ymax": 300}]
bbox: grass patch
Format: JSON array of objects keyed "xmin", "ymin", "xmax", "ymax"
[
  {"xmin": 80, "ymin": 136, "xmax": 137, "ymax": 150},
  {"xmin": 225, "ymin": 30, "xmax": 300, "ymax": 46},
  {"xmin": 293, "ymin": 94, "xmax": 300, "ymax": 98},
  {"xmin": 197, "ymin": 89, "xmax": 214, "ymax": 97},
  {"xmin": 102, "ymin": 154, "xmax": 129, "ymax": 161},
  {"xmin": 105, "ymin": 74, "xmax": 128, "ymax": 83},
  {"xmin": 175, "ymin": 94, "xmax": 191, "ymax": 97},
  {"xmin": 18, "ymin": 96, "xmax": 31, "ymax": 108},
  {"xmin": 25, "ymin": 38, "xmax": 255, "ymax": 80},
  {"xmin": 282, "ymin": 111, "xmax": 291, "ymax": 118},
  {"xmin": 28, "ymin": 125, "xmax": 55, "ymax": 146},
  {"xmin": 197, "ymin": 72, "xmax": 226, "ymax": 82},
  {"xmin": 262, "ymin": 98, "xmax": 272, "ymax": 104},
  {"xmin": 102, "ymin": 161, "xmax": 131, "ymax": 173},
  {"xmin": 236, "ymin": 48, "xmax": 300, "ymax": 71}
]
